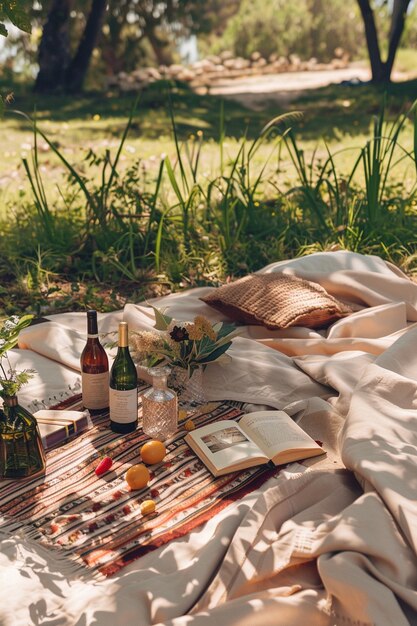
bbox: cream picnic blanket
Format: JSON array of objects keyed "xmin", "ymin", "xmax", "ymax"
[{"xmin": 1, "ymin": 250, "xmax": 417, "ymax": 626}]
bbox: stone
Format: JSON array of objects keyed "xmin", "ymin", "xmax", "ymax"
[
  {"xmin": 219, "ymin": 50, "xmax": 233, "ymax": 60},
  {"xmin": 206, "ymin": 54, "xmax": 221, "ymax": 65},
  {"xmin": 177, "ymin": 68, "xmax": 195, "ymax": 82},
  {"xmin": 147, "ymin": 67, "xmax": 162, "ymax": 80},
  {"xmin": 167, "ymin": 64, "xmax": 184, "ymax": 76},
  {"xmin": 289, "ymin": 54, "xmax": 301, "ymax": 69}
]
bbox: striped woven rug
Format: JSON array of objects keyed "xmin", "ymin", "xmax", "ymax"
[{"xmin": 0, "ymin": 396, "xmax": 278, "ymax": 578}]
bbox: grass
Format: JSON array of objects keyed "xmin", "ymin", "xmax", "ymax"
[
  {"xmin": 1, "ymin": 76, "xmax": 416, "ymax": 202},
  {"xmin": 1, "ymin": 75, "xmax": 417, "ymax": 316},
  {"xmin": 393, "ymin": 48, "xmax": 417, "ymax": 76}
]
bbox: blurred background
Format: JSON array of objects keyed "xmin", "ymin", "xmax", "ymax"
[{"xmin": 1, "ymin": 0, "xmax": 417, "ymax": 92}]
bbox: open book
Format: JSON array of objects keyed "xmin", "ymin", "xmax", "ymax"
[{"xmin": 185, "ymin": 410, "xmax": 325, "ymax": 477}]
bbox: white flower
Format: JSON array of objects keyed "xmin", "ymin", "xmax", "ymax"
[{"xmin": 3, "ymin": 316, "xmax": 19, "ymax": 331}]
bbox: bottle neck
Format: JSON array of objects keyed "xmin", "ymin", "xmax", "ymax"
[
  {"xmin": 3, "ymin": 395, "xmax": 18, "ymax": 407},
  {"xmin": 118, "ymin": 322, "xmax": 129, "ymax": 348},
  {"xmin": 152, "ymin": 375, "xmax": 167, "ymax": 390},
  {"xmin": 86, "ymin": 310, "xmax": 98, "ymax": 336}
]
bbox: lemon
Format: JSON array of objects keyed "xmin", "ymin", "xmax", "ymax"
[
  {"xmin": 140, "ymin": 499, "xmax": 156, "ymax": 516},
  {"xmin": 125, "ymin": 464, "xmax": 150, "ymax": 490},
  {"xmin": 140, "ymin": 440, "xmax": 166, "ymax": 465},
  {"xmin": 178, "ymin": 409, "xmax": 188, "ymax": 421}
]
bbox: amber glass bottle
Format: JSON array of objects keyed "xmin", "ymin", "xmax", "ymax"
[{"xmin": 80, "ymin": 310, "xmax": 109, "ymax": 414}]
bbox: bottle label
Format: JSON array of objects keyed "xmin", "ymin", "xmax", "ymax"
[
  {"xmin": 109, "ymin": 388, "xmax": 138, "ymax": 423},
  {"xmin": 82, "ymin": 372, "xmax": 109, "ymax": 410}
]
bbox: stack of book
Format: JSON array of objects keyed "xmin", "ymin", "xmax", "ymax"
[{"xmin": 34, "ymin": 409, "xmax": 92, "ymax": 449}]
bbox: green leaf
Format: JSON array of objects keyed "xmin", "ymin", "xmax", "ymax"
[
  {"xmin": 193, "ymin": 335, "xmax": 215, "ymax": 358},
  {"xmin": 215, "ymin": 322, "xmax": 238, "ymax": 340},
  {"xmin": 196, "ymin": 341, "xmax": 232, "ymax": 364},
  {"xmin": 152, "ymin": 306, "xmax": 172, "ymax": 331},
  {"xmin": 164, "ymin": 156, "xmax": 185, "ymax": 207},
  {"xmin": 4, "ymin": 3, "xmax": 32, "ymax": 34},
  {"xmin": 0, "ymin": 368, "xmax": 35, "ymax": 397},
  {"xmin": 259, "ymin": 111, "xmax": 303, "ymax": 138},
  {"xmin": 0, "ymin": 314, "xmax": 34, "ymax": 356}
]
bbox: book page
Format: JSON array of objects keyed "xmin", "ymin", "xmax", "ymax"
[
  {"xmin": 186, "ymin": 420, "xmax": 268, "ymax": 472},
  {"xmin": 240, "ymin": 411, "xmax": 319, "ymax": 458}
]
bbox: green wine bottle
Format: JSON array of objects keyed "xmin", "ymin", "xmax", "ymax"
[{"xmin": 109, "ymin": 322, "xmax": 138, "ymax": 433}]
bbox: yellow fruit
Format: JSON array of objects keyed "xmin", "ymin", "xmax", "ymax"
[
  {"xmin": 125, "ymin": 464, "xmax": 150, "ymax": 490},
  {"xmin": 184, "ymin": 419, "xmax": 196, "ymax": 431},
  {"xmin": 140, "ymin": 440, "xmax": 166, "ymax": 465},
  {"xmin": 140, "ymin": 499, "xmax": 156, "ymax": 516}
]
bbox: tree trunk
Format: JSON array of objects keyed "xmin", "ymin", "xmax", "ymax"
[
  {"xmin": 357, "ymin": 0, "xmax": 411, "ymax": 83},
  {"xmin": 385, "ymin": 0, "xmax": 412, "ymax": 78},
  {"xmin": 309, "ymin": 0, "xmax": 324, "ymax": 59},
  {"xmin": 34, "ymin": 0, "xmax": 73, "ymax": 93},
  {"xmin": 100, "ymin": 2, "xmax": 133, "ymax": 77},
  {"xmin": 65, "ymin": 0, "xmax": 108, "ymax": 93},
  {"xmin": 356, "ymin": 0, "xmax": 384, "ymax": 81},
  {"xmin": 145, "ymin": 23, "xmax": 174, "ymax": 66}
]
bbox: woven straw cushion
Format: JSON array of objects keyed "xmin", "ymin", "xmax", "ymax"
[{"xmin": 200, "ymin": 273, "xmax": 351, "ymax": 329}]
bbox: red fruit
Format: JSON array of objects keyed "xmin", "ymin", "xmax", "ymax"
[{"xmin": 95, "ymin": 456, "xmax": 112, "ymax": 476}]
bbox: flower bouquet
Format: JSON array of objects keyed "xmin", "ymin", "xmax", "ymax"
[
  {"xmin": 130, "ymin": 307, "xmax": 237, "ymax": 375},
  {"xmin": 130, "ymin": 308, "xmax": 238, "ymax": 405}
]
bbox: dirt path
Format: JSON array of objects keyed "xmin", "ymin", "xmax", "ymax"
[{"xmin": 207, "ymin": 64, "xmax": 408, "ymax": 109}]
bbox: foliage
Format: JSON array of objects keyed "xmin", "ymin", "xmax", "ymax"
[
  {"xmin": 0, "ymin": 0, "xmax": 31, "ymax": 38},
  {"xmin": 130, "ymin": 308, "xmax": 238, "ymax": 374},
  {"xmin": 0, "ymin": 0, "xmax": 32, "ymax": 115},
  {"xmin": 402, "ymin": 2, "xmax": 417, "ymax": 48},
  {"xmin": 207, "ymin": 0, "xmax": 364, "ymax": 61},
  {"xmin": 0, "ymin": 314, "xmax": 35, "ymax": 398},
  {"xmin": 4, "ymin": 0, "xmax": 239, "ymax": 92}
]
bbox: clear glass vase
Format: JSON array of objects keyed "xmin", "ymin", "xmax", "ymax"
[
  {"xmin": 168, "ymin": 365, "xmax": 206, "ymax": 411},
  {"xmin": 0, "ymin": 395, "xmax": 46, "ymax": 480}
]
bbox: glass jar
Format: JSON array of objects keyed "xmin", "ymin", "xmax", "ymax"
[
  {"xmin": 141, "ymin": 367, "xmax": 178, "ymax": 441},
  {"xmin": 0, "ymin": 395, "xmax": 46, "ymax": 480}
]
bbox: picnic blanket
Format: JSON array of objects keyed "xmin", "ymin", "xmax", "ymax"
[
  {"xmin": 0, "ymin": 400, "xmax": 279, "ymax": 579},
  {"xmin": 1, "ymin": 250, "xmax": 417, "ymax": 626}
]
